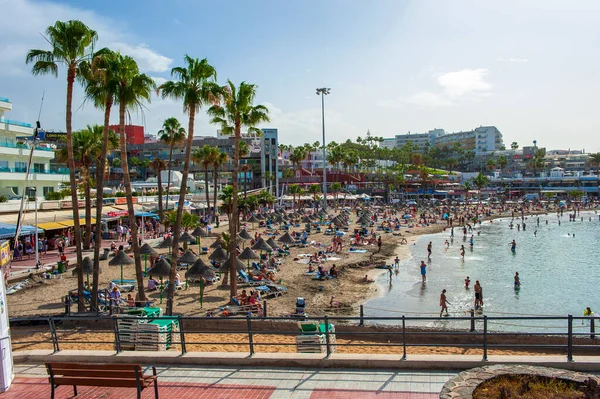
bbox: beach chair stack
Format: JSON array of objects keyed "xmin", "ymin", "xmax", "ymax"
[
  {"xmin": 295, "ymin": 321, "xmax": 337, "ymax": 353},
  {"xmin": 115, "ymin": 308, "xmax": 163, "ymax": 350},
  {"xmin": 135, "ymin": 318, "xmax": 179, "ymax": 351}
]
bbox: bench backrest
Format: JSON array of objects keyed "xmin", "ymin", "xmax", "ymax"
[{"xmin": 46, "ymin": 362, "xmax": 145, "ymax": 384}]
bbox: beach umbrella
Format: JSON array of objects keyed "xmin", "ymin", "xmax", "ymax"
[
  {"xmin": 186, "ymin": 258, "xmax": 214, "ymax": 307},
  {"xmin": 157, "ymin": 236, "xmax": 174, "ymax": 255},
  {"xmin": 251, "ymin": 238, "xmax": 273, "ymax": 252},
  {"xmin": 72, "ymin": 256, "xmax": 95, "ymax": 287},
  {"xmin": 238, "ymin": 229, "xmax": 252, "ymax": 241},
  {"xmin": 278, "ymin": 232, "xmax": 295, "ymax": 245},
  {"xmin": 178, "ymin": 250, "xmax": 198, "ymax": 264},
  {"xmin": 210, "ymin": 237, "xmax": 225, "ymax": 249},
  {"xmin": 139, "ymin": 243, "xmax": 157, "ymax": 273},
  {"xmin": 301, "ymin": 216, "xmax": 312, "ymax": 224},
  {"xmin": 266, "ymin": 237, "xmax": 279, "ymax": 250},
  {"xmin": 222, "ymin": 255, "xmax": 246, "ymax": 273},
  {"xmin": 256, "ymin": 213, "xmax": 265, "ymax": 220},
  {"xmin": 238, "ymin": 246, "xmax": 259, "ymax": 274},
  {"xmin": 191, "ymin": 226, "xmax": 209, "ymax": 253},
  {"xmin": 146, "ymin": 258, "xmax": 171, "ymax": 304},
  {"xmin": 209, "ymin": 245, "xmax": 229, "ymax": 262},
  {"xmin": 179, "ymin": 231, "xmax": 196, "ymax": 250},
  {"xmin": 108, "ymin": 250, "xmax": 134, "ymax": 285}
]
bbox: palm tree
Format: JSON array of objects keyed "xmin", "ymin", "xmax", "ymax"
[
  {"xmin": 589, "ymin": 153, "xmax": 600, "ymax": 175},
  {"xmin": 56, "ymin": 125, "xmax": 118, "ymax": 251},
  {"xmin": 150, "ymin": 157, "xmax": 167, "ymax": 220},
  {"xmin": 497, "ymin": 155, "xmax": 508, "ymax": 177},
  {"xmin": 486, "ymin": 158, "xmax": 496, "ymax": 173},
  {"xmin": 192, "ymin": 145, "xmax": 218, "ymax": 215},
  {"xmin": 79, "ymin": 48, "xmax": 119, "ymax": 310},
  {"xmin": 114, "ymin": 53, "xmax": 155, "ymax": 304},
  {"xmin": 212, "ymin": 151, "xmax": 229, "ymax": 222},
  {"xmin": 511, "ymin": 142, "xmax": 519, "ymax": 150},
  {"xmin": 289, "ymin": 146, "xmax": 307, "ymax": 171},
  {"xmin": 26, "ymin": 20, "xmax": 98, "ymax": 312},
  {"xmin": 158, "ymin": 117, "xmax": 186, "ymax": 213},
  {"xmin": 288, "ymin": 183, "xmax": 302, "ymax": 209},
  {"xmin": 208, "ymin": 81, "xmax": 269, "ymax": 299},
  {"xmin": 158, "ymin": 56, "xmax": 221, "ymax": 315},
  {"xmin": 330, "ymin": 182, "xmax": 342, "ymax": 209},
  {"xmin": 308, "ymin": 184, "xmax": 321, "ymax": 210},
  {"xmin": 472, "ymin": 173, "xmax": 490, "ymax": 200}
]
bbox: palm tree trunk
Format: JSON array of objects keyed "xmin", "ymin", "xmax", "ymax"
[
  {"xmin": 92, "ymin": 100, "xmax": 112, "ymax": 311},
  {"xmin": 157, "ymin": 171, "xmax": 164, "ymax": 221},
  {"xmin": 204, "ymin": 167, "xmax": 210, "ymax": 218},
  {"xmin": 167, "ymin": 108, "xmax": 195, "ymax": 316},
  {"xmin": 212, "ymin": 169, "xmax": 218, "ymax": 223},
  {"xmin": 166, "ymin": 145, "xmax": 174, "ymax": 213},
  {"xmin": 119, "ymin": 103, "xmax": 146, "ymax": 303},
  {"xmin": 84, "ymin": 177, "xmax": 92, "ymax": 250},
  {"xmin": 229, "ymin": 123, "xmax": 240, "ymax": 298},
  {"xmin": 66, "ymin": 65, "xmax": 85, "ymax": 312}
]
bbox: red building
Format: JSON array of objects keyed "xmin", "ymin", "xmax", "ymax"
[{"xmin": 108, "ymin": 124, "xmax": 145, "ymax": 145}]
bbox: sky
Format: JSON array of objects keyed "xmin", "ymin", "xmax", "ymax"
[{"xmin": 1, "ymin": 0, "xmax": 600, "ymax": 152}]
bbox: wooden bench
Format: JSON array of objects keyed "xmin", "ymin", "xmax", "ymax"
[{"xmin": 45, "ymin": 362, "xmax": 159, "ymax": 399}]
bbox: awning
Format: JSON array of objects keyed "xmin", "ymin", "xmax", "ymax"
[
  {"xmin": 59, "ymin": 218, "xmax": 96, "ymax": 227},
  {"xmin": 38, "ymin": 222, "xmax": 67, "ymax": 231}
]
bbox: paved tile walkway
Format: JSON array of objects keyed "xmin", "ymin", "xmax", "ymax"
[{"xmin": 8, "ymin": 364, "xmax": 456, "ymax": 398}]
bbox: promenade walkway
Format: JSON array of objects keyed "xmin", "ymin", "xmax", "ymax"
[{"xmin": 7, "ymin": 363, "xmax": 456, "ymax": 398}]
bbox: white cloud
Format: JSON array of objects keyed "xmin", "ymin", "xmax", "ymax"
[
  {"xmin": 498, "ymin": 57, "xmax": 529, "ymax": 63},
  {"xmin": 380, "ymin": 68, "xmax": 492, "ymax": 108},
  {"xmin": 151, "ymin": 76, "xmax": 168, "ymax": 86},
  {"xmin": 110, "ymin": 43, "xmax": 173, "ymax": 73}
]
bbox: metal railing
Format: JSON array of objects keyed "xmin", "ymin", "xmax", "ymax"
[
  {"xmin": 0, "ymin": 167, "xmax": 68, "ymax": 174},
  {"xmin": 0, "ymin": 118, "xmax": 32, "ymax": 128},
  {"xmin": 9, "ymin": 311, "xmax": 600, "ymax": 362}
]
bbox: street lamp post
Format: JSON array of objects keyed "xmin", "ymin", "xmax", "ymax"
[{"xmin": 316, "ymin": 88, "xmax": 330, "ymax": 211}]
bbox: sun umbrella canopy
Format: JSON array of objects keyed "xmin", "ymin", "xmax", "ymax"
[
  {"xmin": 80, "ymin": 256, "xmax": 94, "ymax": 274},
  {"xmin": 191, "ymin": 226, "xmax": 209, "ymax": 238},
  {"xmin": 186, "ymin": 258, "xmax": 215, "ymax": 279},
  {"xmin": 251, "ymin": 238, "xmax": 273, "ymax": 252},
  {"xmin": 210, "ymin": 237, "xmax": 225, "ymax": 248},
  {"xmin": 179, "ymin": 231, "xmax": 196, "ymax": 243},
  {"xmin": 278, "ymin": 232, "xmax": 295, "ymax": 244},
  {"xmin": 222, "ymin": 256, "xmax": 246, "ymax": 272},
  {"xmin": 266, "ymin": 237, "xmax": 279, "ymax": 249},
  {"xmin": 158, "ymin": 236, "xmax": 174, "ymax": 248},
  {"xmin": 238, "ymin": 229, "xmax": 252, "ymax": 241},
  {"xmin": 209, "ymin": 246, "xmax": 229, "ymax": 262},
  {"xmin": 139, "ymin": 243, "xmax": 158, "ymax": 256},
  {"xmin": 109, "ymin": 250, "xmax": 134, "ymax": 266},
  {"xmin": 146, "ymin": 258, "xmax": 171, "ymax": 277},
  {"xmin": 238, "ymin": 247, "xmax": 259, "ymax": 260},
  {"xmin": 178, "ymin": 250, "xmax": 198, "ymax": 264},
  {"xmin": 247, "ymin": 215, "xmax": 260, "ymax": 223},
  {"xmin": 301, "ymin": 216, "xmax": 312, "ymax": 223}
]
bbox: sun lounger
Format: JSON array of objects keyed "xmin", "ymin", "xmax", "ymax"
[{"xmin": 238, "ymin": 270, "xmax": 272, "ymax": 287}]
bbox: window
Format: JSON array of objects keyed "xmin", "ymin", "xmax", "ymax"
[
  {"xmin": 43, "ymin": 187, "xmax": 54, "ymax": 196},
  {"xmin": 34, "ymin": 163, "xmax": 45, "ymax": 173},
  {"xmin": 12, "ymin": 187, "xmax": 18, "ymax": 195},
  {"xmin": 0, "ymin": 160, "xmax": 8, "ymax": 171},
  {"xmin": 15, "ymin": 162, "xmax": 27, "ymax": 172}
]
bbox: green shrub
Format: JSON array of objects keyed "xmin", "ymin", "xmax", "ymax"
[
  {"xmin": 115, "ymin": 192, "xmax": 126, "ymax": 197},
  {"xmin": 0, "ymin": 196, "xmax": 7, "ymax": 203},
  {"xmin": 45, "ymin": 191, "xmax": 64, "ymax": 201}
]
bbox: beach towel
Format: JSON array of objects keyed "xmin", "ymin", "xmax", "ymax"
[{"xmin": 348, "ymin": 249, "xmax": 367, "ymax": 253}]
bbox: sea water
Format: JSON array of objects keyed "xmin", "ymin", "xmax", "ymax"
[{"xmin": 365, "ymin": 211, "xmax": 600, "ymax": 332}]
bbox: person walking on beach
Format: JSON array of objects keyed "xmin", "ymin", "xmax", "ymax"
[
  {"xmin": 419, "ymin": 261, "xmax": 427, "ymax": 282},
  {"xmin": 377, "ymin": 236, "xmax": 382, "ymax": 253},
  {"xmin": 514, "ymin": 272, "xmax": 520, "ymax": 289},
  {"xmin": 427, "ymin": 241, "xmax": 432, "ymax": 259},
  {"xmin": 460, "ymin": 245, "xmax": 465, "ymax": 258},
  {"xmin": 440, "ymin": 289, "xmax": 450, "ymax": 317},
  {"xmin": 474, "ymin": 280, "xmax": 483, "ymax": 309}
]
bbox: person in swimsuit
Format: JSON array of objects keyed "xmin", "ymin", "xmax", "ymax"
[
  {"xmin": 510, "ymin": 240, "xmax": 516, "ymax": 252},
  {"xmin": 440, "ymin": 289, "xmax": 450, "ymax": 317},
  {"xmin": 419, "ymin": 260, "xmax": 427, "ymax": 282},
  {"xmin": 460, "ymin": 245, "xmax": 465, "ymax": 258},
  {"xmin": 465, "ymin": 276, "xmax": 470, "ymax": 289},
  {"xmin": 474, "ymin": 280, "xmax": 483, "ymax": 308},
  {"xmin": 514, "ymin": 272, "xmax": 520, "ymax": 288},
  {"xmin": 427, "ymin": 241, "xmax": 432, "ymax": 259}
]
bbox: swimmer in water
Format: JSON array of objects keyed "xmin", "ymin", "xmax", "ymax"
[
  {"xmin": 510, "ymin": 239, "xmax": 516, "ymax": 252},
  {"xmin": 460, "ymin": 245, "xmax": 465, "ymax": 258},
  {"xmin": 465, "ymin": 276, "xmax": 471, "ymax": 289},
  {"xmin": 514, "ymin": 272, "xmax": 520, "ymax": 289},
  {"xmin": 534, "ymin": 230, "xmax": 537, "ymax": 237},
  {"xmin": 469, "ymin": 235, "xmax": 474, "ymax": 247}
]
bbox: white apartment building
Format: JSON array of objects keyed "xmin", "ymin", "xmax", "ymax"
[
  {"xmin": 0, "ymin": 97, "xmax": 67, "ymax": 198},
  {"xmin": 395, "ymin": 129, "xmax": 445, "ymax": 151},
  {"xmin": 380, "ymin": 138, "xmax": 396, "ymax": 150}
]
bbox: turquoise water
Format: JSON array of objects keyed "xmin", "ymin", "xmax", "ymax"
[{"xmin": 365, "ymin": 211, "xmax": 600, "ymax": 331}]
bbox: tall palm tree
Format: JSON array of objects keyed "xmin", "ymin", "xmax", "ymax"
[
  {"xmin": 150, "ymin": 157, "xmax": 167, "ymax": 220},
  {"xmin": 288, "ymin": 184, "xmax": 302, "ymax": 209},
  {"xmin": 158, "ymin": 117, "xmax": 186, "ymax": 213},
  {"xmin": 26, "ymin": 20, "xmax": 98, "ymax": 312},
  {"xmin": 208, "ymin": 81, "xmax": 269, "ymax": 299},
  {"xmin": 78, "ymin": 47, "xmax": 117, "ymax": 310},
  {"xmin": 192, "ymin": 145, "xmax": 218, "ymax": 215},
  {"xmin": 212, "ymin": 151, "xmax": 229, "ymax": 222},
  {"xmin": 289, "ymin": 146, "xmax": 307, "ymax": 171},
  {"xmin": 158, "ymin": 56, "xmax": 221, "ymax": 315},
  {"xmin": 114, "ymin": 53, "xmax": 155, "ymax": 303},
  {"xmin": 308, "ymin": 184, "xmax": 321, "ymax": 210},
  {"xmin": 330, "ymin": 182, "xmax": 342, "ymax": 209}
]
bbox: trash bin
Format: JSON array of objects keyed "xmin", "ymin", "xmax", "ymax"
[
  {"xmin": 102, "ymin": 248, "xmax": 110, "ymax": 260},
  {"xmin": 57, "ymin": 261, "xmax": 65, "ymax": 274}
]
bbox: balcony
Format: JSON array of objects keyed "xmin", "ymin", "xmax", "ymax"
[{"xmin": 0, "ymin": 141, "xmax": 55, "ymax": 158}]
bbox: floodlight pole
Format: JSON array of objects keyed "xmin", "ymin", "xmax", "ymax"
[{"xmin": 316, "ymin": 88, "xmax": 331, "ymax": 211}]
